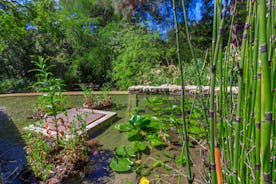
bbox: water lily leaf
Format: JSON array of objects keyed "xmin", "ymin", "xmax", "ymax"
[
  {"xmin": 114, "ymin": 123, "xmax": 132, "ymax": 132},
  {"xmin": 138, "ymin": 119, "xmax": 151, "ymax": 129},
  {"xmin": 115, "ymin": 146, "xmax": 127, "ymax": 156},
  {"xmin": 129, "ymin": 115, "xmax": 140, "ymax": 126},
  {"xmin": 129, "ymin": 115, "xmax": 151, "ymax": 129},
  {"xmin": 127, "ymin": 129, "xmax": 141, "ymax": 141},
  {"xmin": 115, "ymin": 145, "xmax": 136, "ymax": 157},
  {"xmin": 109, "ymin": 158, "xmax": 133, "ymax": 172},
  {"xmin": 150, "ymin": 139, "xmax": 165, "ymax": 147},
  {"xmin": 146, "ymin": 120, "xmax": 162, "ymax": 129},
  {"xmin": 146, "ymin": 135, "xmax": 166, "ymax": 147},
  {"xmin": 132, "ymin": 141, "xmax": 147, "ymax": 151}
]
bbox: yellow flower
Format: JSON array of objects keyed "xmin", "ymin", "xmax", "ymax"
[
  {"xmin": 134, "ymin": 159, "xmax": 142, "ymax": 165},
  {"xmin": 139, "ymin": 176, "xmax": 149, "ymax": 184}
]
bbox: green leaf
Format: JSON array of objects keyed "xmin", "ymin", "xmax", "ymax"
[
  {"xmin": 176, "ymin": 153, "xmax": 187, "ymax": 166},
  {"xmin": 152, "ymin": 160, "xmax": 162, "ymax": 168},
  {"xmin": 125, "ymin": 181, "xmax": 134, "ymax": 184},
  {"xmin": 129, "ymin": 115, "xmax": 139, "ymax": 126},
  {"xmin": 114, "ymin": 123, "xmax": 132, "ymax": 132},
  {"xmin": 146, "ymin": 120, "xmax": 162, "ymax": 130},
  {"xmin": 126, "ymin": 129, "xmax": 141, "ymax": 141},
  {"xmin": 132, "ymin": 141, "xmax": 147, "ymax": 151},
  {"xmin": 115, "ymin": 145, "xmax": 136, "ymax": 157},
  {"xmin": 146, "ymin": 135, "xmax": 166, "ymax": 147},
  {"xmin": 109, "ymin": 158, "xmax": 133, "ymax": 172}
]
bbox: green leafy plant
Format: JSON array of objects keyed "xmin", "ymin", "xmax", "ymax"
[
  {"xmin": 24, "ymin": 129, "xmax": 89, "ymax": 182},
  {"xmin": 111, "ymin": 113, "xmax": 170, "ymax": 173},
  {"xmin": 111, "ymin": 96, "xmax": 208, "ymax": 176},
  {"xmin": 24, "ymin": 132, "xmax": 54, "ymax": 181},
  {"xmin": 31, "ymin": 56, "xmax": 66, "ymax": 142},
  {"xmin": 81, "ymin": 84, "xmax": 95, "ymax": 108},
  {"xmin": 81, "ymin": 83, "xmax": 112, "ymax": 109},
  {"xmin": 25, "ymin": 57, "xmax": 90, "ymax": 182}
]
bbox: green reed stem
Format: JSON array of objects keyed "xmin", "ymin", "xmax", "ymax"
[
  {"xmin": 209, "ymin": 0, "xmax": 226, "ymax": 183},
  {"xmin": 172, "ymin": 0, "xmax": 193, "ymax": 183},
  {"xmin": 180, "ymin": 0, "xmax": 209, "ymax": 126},
  {"xmin": 258, "ymin": 0, "xmax": 273, "ymax": 183}
]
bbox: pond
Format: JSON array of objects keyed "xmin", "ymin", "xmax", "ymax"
[
  {"xmin": 0, "ymin": 94, "xmax": 207, "ymax": 184},
  {"xmin": 0, "ymin": 94, "xmax": 134, "ymax": 183}
]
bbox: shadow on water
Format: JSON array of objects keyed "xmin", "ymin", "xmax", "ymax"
[
  {"xmin": 89, "ymin": 117, "xmax": 122, "ymax": 139},
  {"xmin": 0, "ymin": 107, "xmax": 26, "ymax": 184},
  {"xmin": 86, "ymin": 149, "xmax": 114, "ymax": 183}
]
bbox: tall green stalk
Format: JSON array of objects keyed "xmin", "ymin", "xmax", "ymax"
[
  {"xmin": 232, "ymin": 1, "xmax": 253, "ymax": 182},
  {"xmin": 209, "ymin": 0, "xmax": 226, "ymax": 183},
  {"xmin": 172, "ymin": 0, "xmax": 193, "ymax": 183},
  {"xmin": 258, "ymin": 0, "xmax": 273, "ymax": 183},
  {"xmin": 180, "ymin": 0, "xmax": 209, "ymax": 125}
]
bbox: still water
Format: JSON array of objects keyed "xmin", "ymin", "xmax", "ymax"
[{"xmin": 0, "ymin": 94, "xmax": 138, "ymax": 184}]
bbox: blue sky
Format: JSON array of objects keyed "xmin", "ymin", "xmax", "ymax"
[
  {"xmin": 21, "ymin": 0, "xmax": 204, "ymax": 39},
  {"xmin": 134, "ymin": 0, "xmax": 203, "ymax": 39}
]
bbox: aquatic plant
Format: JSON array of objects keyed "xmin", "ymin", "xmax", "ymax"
[
  {"xmin": 81, "ymin": 83, "xmax": 112, "ymax": 109},
  {"xmin": 170, "ymin": 0, "xmax": 276, "ymax": 183},
  {"xmin": 24, "ymin": 130, "xmax": 89, "ymax": 183},
  {"xmin": 209, "ymin": 0, "xmax": 275, "ymax": 183},
  {"xmin": 81, "ymin": 83, "xmax": 95, "ymax": 108},
  {"xmin": 172, "ymin": 0, "xmax": 193, "ymax": 183},
  {"xmin": 111, "ymin": 96, "xmax": 207, "ymax": 181},
  {"xmin": 31, "ymin": 56, "xmax": 66, "ymax": 142},
  {"xmin": 25, "ymin": 57, "xmax": 90, "ymax": 182}
]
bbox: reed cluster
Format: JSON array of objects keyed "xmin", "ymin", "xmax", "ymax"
[{"xmin": 173, "ymin": 0, "xmax": 275, "ymax": 183}]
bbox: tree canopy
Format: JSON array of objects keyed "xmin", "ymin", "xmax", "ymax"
[{"xmin": 0, "ymin": 0, "xmax": 246, "ymax": 92}]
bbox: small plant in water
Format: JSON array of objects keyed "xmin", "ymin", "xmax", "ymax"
[
  {"xmin": 24, "ymin": 57, "xmax": 90, "ymax": 183},
  {"xmin": 31, "ymin": 56, "xmax": 66, "ymax": 142},
  {"xmin": 81, "ymin": 83, "xmax": 95, "ymax": 108},
  {"xmin": 81, "ymin": 83, "xmax": 112, "ymax": 109}
]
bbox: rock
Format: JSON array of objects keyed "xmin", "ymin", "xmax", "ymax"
[
  {"xmin": 87, "ymin": 139, "xmax": 97, "ymax": 147},
  {"xmin": 48, "ymin": 178, "xmax": 60, "ymax": 184}
]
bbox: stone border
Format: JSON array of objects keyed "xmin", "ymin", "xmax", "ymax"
[
  {"xmin": 128, "ymin": 85, "xmax": 239, "ymax": 95},
  {"xmin": 0, "ymin": 91, "xmax": 128, "ymax": 97},
  {"xmin": 23, "ymin": 109, "xmax": 117, "ymax": 139}
]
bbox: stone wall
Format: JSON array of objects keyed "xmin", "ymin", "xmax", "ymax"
[{"xmin": 128, "ymin": 84, "xmax": 239, "ymax": 96}]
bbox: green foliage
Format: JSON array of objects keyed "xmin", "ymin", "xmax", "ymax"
[
  {"xmin": 109, "ymin": 157, "xmax": 134, "ymax": 172},
  {"xmin": 0, "ymin": 0, "xmax": 219, "ymax": 92},
  {"xmin": 0, "ymin": 78, "xmax": 31, "ymax": 94},
  {"xmin": 24, "ymin": 130, "xmax": 89, "ymax": 182},
  {"xmin": 24, "ymin": 132, "xmax": 54, "ymax": 181},
  {"xmin": 81, "ymin": 83, "xmax": 112, "ymax": 108},
  {"xmin": 81, "ymin": 84, "xmax": 95, "ymax": 106},
  {"xmin": 111, "ymin": 96, "xmax": 207, "ymax": 175},
  {"xmin": 176, "ymin": 152, "xmax": 187, "ymax": 166},
  {"xmin": 115, "ymin": 114, "xmax": 168, "ymax": 146},
  {"xmin": 31, "ymin": 57, "xmax": 66, "ymax": 116},
  {"xmin": 109, "ymin": 23, "xmax": 176, "ymax": 89}
]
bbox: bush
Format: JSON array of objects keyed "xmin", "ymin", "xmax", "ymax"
[
  {"xmin": 109, "ymin": 23, "xmax": 175, "ymax": 89},
  {"xmin": 0, "ymin": 78, "xmax": 31, "ymax": 93}
]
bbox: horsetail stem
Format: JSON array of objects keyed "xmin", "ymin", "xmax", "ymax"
[{"xmin": 172, "ymin": 0, "xmax": 193, "ymax": 183}]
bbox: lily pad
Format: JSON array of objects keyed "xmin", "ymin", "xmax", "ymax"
[
  {"xmin": 127, "ymin": 129, "xmax": 141, "ymax": 141},
  {"xmin": 114, "ymin": 123, "xmax": 132, "ymax": 132},
  {"xmin": 115, "ymin": 145, "xmax": 136, "ymax": 157},
  {"xmin": 109, "ymin": 158, "xmax": 133, "ymax": 172},
  {"xmin": 147, "ymin": 135, "xmax": 166, "ymax": 147},
  {"xmin": 132, "ymin": 141, "xmax": 147, "ymax": 151}
]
